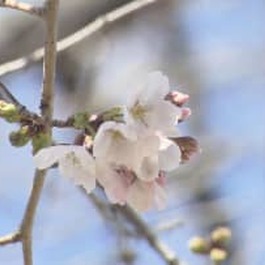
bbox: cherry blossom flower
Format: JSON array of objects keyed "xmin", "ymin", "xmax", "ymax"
[
  {"xmin": 93, "ymin": 121, "xmax": 161, "ymax": 180},
  {"xmin": 31, "ymin": 71, "xmax": 198, "ymax": 213},
  {"xmin": 124, "ymin": 71, "xmax": 181, "ymax": 136},
  {"xmin": 96, "ymin": 162, "xmax": 167, "ymax": 212},
  {"xmin": 34, "ymin": 145, "xmax": 96, "ymax": 193},
  {"xmin": 126, "ymin": 172, "xmax": 167, "ymax": 212}
]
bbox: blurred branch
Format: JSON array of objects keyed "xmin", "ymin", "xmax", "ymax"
[
  {"xmin": 89, "ymin": 193, "xmax": 180, "ymax": 265},
  {"xmin": 0, "ymin": 0, "xmax": 44, "ymax": 17},
  {"xmin": 117, "ymin": 205, "xmax": 180, "ymax": 265},
  {"xmin": 0, "ymin": 0, "xmax": 158, "ymax": 77},
  {"xmin": 0, "ymin": 81, "xmax": 24, "ymax": 109}
]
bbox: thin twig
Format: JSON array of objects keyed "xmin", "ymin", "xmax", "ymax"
[
  {"xmin": 0, "ymin": 81, "xmax": 25, "ymax": 109},
  {"xmin": 0, "ymin": 0, "xmax": 44, "ymax": 17},
  {"xmin": 89, "ymin": 193, "xmax": 179, "ymax": 265},
  {"xmin": 19, "ymin": 0, "xmax": 59, "ymax": 264},
  {"xmin": 20, "ymin": 170, "xmax": 46, "ymax": 265},
  {"xmin": 0, "ymin": 0, "xmax": 158, "ymax": 77},
  {"xmin": 116, "ymin": 205, "xmax": 180, "ymax": 265},
  {"xmin": 0, "ymin": 231, "xmax": 21, "ymax": 246},
  {"xmin": 40, "ymin": 0, "xmax": 58, "ymax": 124}
]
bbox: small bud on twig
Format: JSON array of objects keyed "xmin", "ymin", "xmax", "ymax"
[
  {"xmin": 9, "ymin": 126, "xmax": 30, "ymax": 147},
  {"xmin": 188, "ymin": 237, "xmax": 210, "ymax": 254},
  {"xmin": 210, "ymin": 248, "xmax": 227, "ymax": 263},
  {"xmin": 211, "ymin": 227, "xmax": 232, "ymax": 247}
]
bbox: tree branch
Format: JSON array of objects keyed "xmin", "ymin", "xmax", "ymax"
[
  {"xmin": 20, "ymin": 170, "xmax": 46, "ymax": 265},
  {"xmin": 18, "ymin": 0, "xmax": 59, "ymax": 264},
  {"xmin": 116, "ymin": 205, "xmax": 180, "ymax": 265},
  {"xmin": 0, "ymin": 0, "xmax": 158, "ymax": 77},
  {"xmin": 0, "ymin": 231, "xmax": 21, "ymax": 246},
  {"xmin": 89, "ymin": 193, "xmax": 180, "ymax": 265},
  {"xmin": 40, "ymin": 0, "xmax": 58, "ymax": 125},
  {"xmin": 0, "ymin": 0, "xmax": 44, "ymax": 17}
]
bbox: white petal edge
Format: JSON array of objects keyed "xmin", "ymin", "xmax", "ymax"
[
  {"xmin": 159, "ymin": 137, "xmax": 181, "ymax": 171},
  {"xmin": 33, "ymin": 145, "xmax": 75, "ymax": 170}
]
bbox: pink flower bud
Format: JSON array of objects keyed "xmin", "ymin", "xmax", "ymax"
[
  {"xmin": 178, "ymin": 107, "xmax": 192, "ymax": 122},
  {"xmin": 165, "ymin": 91, "xmax": 190, "ymax": 107}
]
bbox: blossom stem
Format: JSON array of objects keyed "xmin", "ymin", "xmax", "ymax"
[{"xmin": 116, "ymin": 205, "xmax": 180, "ymax": 265}]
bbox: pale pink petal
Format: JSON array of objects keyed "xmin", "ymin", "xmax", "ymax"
[
  {"xmin": 137, "ymin": 155, "xmax": 159, "ymax": 181},
  {"xmin": 137, "ymin": 134, "xmax": 160, "ymax": 157},
  {"xmin": 127, "ymin": 180, "xmax": 154, "ymax": 212},
  {"xmin": 96, "ymin": 162, "xmax": 129, "ymax": 204}
]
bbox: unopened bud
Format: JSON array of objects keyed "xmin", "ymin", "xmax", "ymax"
[
  {"xmin": 9, "ymin": 126, "xmax": 30, "ymax": 147},
  {"xmin": 210, "ymin": 248, "xmax": 227, "ymax": 263},
  {"xmin": 165, "ymin": 91, "xmax": 189, "ymax": 107},
  {"xmin": 73, "ymin": 112, "xmax": 89, "ymax": 129},
  {"xmin": 0, "ymin": 100, "xmax": 20, "ymax": 122},
  {"xmin": 188, "ymin": 237, "xmax": 209, "ymax": 254},
  {"xmin": 101, "ymin": 106, "xmax": 123, "ymax": 122},
  {"xmin": 211, "ymin": 227, "xmax": 232, "ymax": 246},
  {"xmin": 172, "ymin": 136, "xmax": 201, "ymax": 163},
  {"xmin": 120, "ymin": 249, "xmax": 136, "ymax": 264},
  {"xmin": 178, "ymin": 107, "xmax": 192, "ymax": 122}
]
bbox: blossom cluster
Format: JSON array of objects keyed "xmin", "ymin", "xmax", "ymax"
[{"xmin": 34, "ymin": 71, "xmax": 197, "ymax": 212}]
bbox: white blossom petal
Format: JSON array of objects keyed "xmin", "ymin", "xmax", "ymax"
[
  {"xmin": 93, "ymin": 121, "xmax": 139, "ymax": 170},
  {"xmin": 33, "ymin": 145, "xmax": 75, "ymax": 170},
  {"xmin": 34, "ymin": 145, "xmax": 96, "ymax": 193},
  {"xmin": 124, "ymin": 72, "xmax": 180, "ymax": 136},
  {"xmin": 145, "ymin": 100, "xmax": 180, "ymax": 135},
  {"xmin": 137, "ymin": 155, "xmax": 159, "ymax": 181},
  {"xmin": 159, "ymin": 137, "xmax": 181, "ymax": 171},
  {"xmin": 60, "ymin": 158, "xmax": 96, "ymax": 193},
  {"xmin": 127, "ymin": 72, "xmax": 170, "ymax": 107},
  {"xmin": 96, "ymin": 162, "xmax": 132, "ymax": 204},
  {"xmin": 153, "ymin": 183, "xmax": 167, "ymax": 210},
  {"xmin": 127, "ymin": 180, "xmax": 154, "ymax": 212}
]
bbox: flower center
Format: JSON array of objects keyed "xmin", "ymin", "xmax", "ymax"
[
  {"xmin": 110, "ymin": 130, "xmax": 124, "ymax": 141},
  {"xmin": 114, "ymin": 165, "xmax": 136, "ymax": 186},
  {"xmin": 65, "ymin": 151, "xmax": 81, "ymax": 167},
  {"xmin": 131, "ymin": 102, "xmax": 147, "ymax": 123}
]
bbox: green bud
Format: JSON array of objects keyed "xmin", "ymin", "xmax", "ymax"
[
  {"xmin": 210, "ymin": 248, "xmax": 227, "ymax": 263},
  {"xmin": 101, "ymin": 106, "xmax": 123, "ymax": 122},
  {"xmin": 73, "ymin": 112, "xmax": 89, "ymax": 129},
  {"xmin": 32, "ymin": 132, "xmax": 50, "ymax": 154},
  {"xmin": 211, "ymin": 227, "xmax": 232, "ymax": 246},
  {"xmin": 9, "ymin": 126, "xmax": 30, "ymax": 147},
  {"xmin": 0, "ymin": 100, "xmax": 20, "ymax": 123},
  {"xmin": 188, "ymin": 237, "xmax": 210, "ymax": 254}
]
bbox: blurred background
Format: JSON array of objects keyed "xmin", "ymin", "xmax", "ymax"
[{"xmin": 0, "ymin": 0, "xmax": 264, "ymax": 264}]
